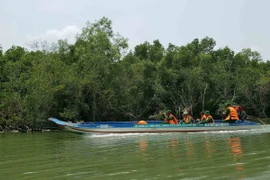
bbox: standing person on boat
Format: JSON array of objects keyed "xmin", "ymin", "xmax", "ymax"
[
  {"xmin": 180, "ymin": 111, "xmax": 194, "ymax": 124},
  {"xmin": 198, "ymin": 110, "xmax": 214, "ymax": 124},
  {"xmin": 223, "ymin": 103, "xmax": 239, "ymax": 123},
  {"xmin": 166, "ymin": 110, "xmax": 179, "ymax": 124}
]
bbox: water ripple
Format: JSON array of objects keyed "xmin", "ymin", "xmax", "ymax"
[{"xmin": 1, "ymin": 129, "xmax": 270, "ymax": 179}]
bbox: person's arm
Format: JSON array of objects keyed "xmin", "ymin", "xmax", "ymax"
[
  {"xmin": 206, "ymin": 116, "xmax": 213, "ymax": 123},
  {"xmin": 148, "ymin": 113, "xmax": 164, "ymax": 120},
  {"xmin": 187, "ymin": 116, "xmax": 193, "ymax": 123}
]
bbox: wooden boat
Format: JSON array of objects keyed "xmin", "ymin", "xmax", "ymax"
[{"xmin": 48, "ymin": 117, "xmax": 262, "ymax": 134}]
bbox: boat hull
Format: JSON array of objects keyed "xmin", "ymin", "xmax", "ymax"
[{"xmin": 48, "ymin": 117, "xmax": 262, "ymax": 134}]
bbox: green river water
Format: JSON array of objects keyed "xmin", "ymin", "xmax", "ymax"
[{"xmin": 1, "ymin": 126, "xmax": 270, "ymax": 180}]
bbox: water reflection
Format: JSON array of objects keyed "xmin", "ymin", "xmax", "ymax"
[
  {"xmin": 185, "ymin": 138, "xmax": 193, "ymax": 160},
  {"xmin": 136, "ymin": 134, "xmax": 247, "ymax": 173},
  {"xmin": 227, "ymin": 136, "xmax": 246, "ymax": 179},
  {"xmin": 203, "ymin": 136, "xmax": 216, "ymax": 158},
  {"xmin": 138, "ymin": 138, "xmax": 148, "ymax": 153},
  {"xmin": 169, "ymin": 139, "xmax": 179, "ymax": 147},
  {"xmin": 1, "ymin": 128, "xmax": 270, "ymax": 180},
  {"xmin": 82, "ymin": 130, "xmax": 270, "ymax": 179},
  {"xmin": 227, "ymin": 137, "xmax": 243, "ymax": 162}
]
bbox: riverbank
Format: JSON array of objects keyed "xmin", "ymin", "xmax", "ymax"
[
  {"xmin": 0, "ymin": 120, "xmax": 59, "ymax": 133},
  {"xmin": 0, "ymin": 129, "xmax": 60, "ymax": 133}
]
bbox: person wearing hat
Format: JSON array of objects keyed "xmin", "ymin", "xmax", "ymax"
[
  {"xmin": 162, "ymin": 110, "xmax": 179, "ymax": 124},
  {"xmin": 180, "ymin": 111, "xmax": 194, "ymax": 124},
  {"xmin": 198, "ymin": 110, "xmax": 214, "ymax": 124},
  {"xmin": 223, "ymin": 103, "xmax": 239, "ymax": 123}
]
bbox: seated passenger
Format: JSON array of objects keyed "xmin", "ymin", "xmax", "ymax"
[
  {"xmin": 158, "ymin": 110, "xmax": 173, "ymax": 124},
  {"xmin": 180, "ymin": 111, "xmax": 194, "ymax": 124},
  {"xmin": 222, "ymin": 103, "xmax": 239, "ymax": 123},
  {"xmin": 166, "ymin": 110, "xmax": 179, "ymax": 124},
  {"xmin": 197, "ymin": 111, "xmax": 206, "ymax": 123},
  {"xmin": 198, "ymin": 110, "xmax": 214, "ymax": 124}
]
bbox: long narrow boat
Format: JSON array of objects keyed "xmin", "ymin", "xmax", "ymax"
[{"xmin": 48, "ymin": 117, "xmax": 262, "ymax": 134}]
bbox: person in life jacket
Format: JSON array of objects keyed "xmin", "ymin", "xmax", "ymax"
[
  {"xmin": 198, "ymin": 110, "xmax": 214, "ymax": 124},
  {"xmin": 157, "ymin": 110, "xmax": 169, "ymax": 124},
  {"xmin": 180, "ymin": 111, "xmax": 194, "ymax": 124},
  {"xmin": 161, "ymin": 110, "xmax": 178, "ymax": 124},
  {"xmin": 166, "ymin": 110, "xmax": 179, "ymax": 124},
  {"xmin": 223, "ymin": 103, "xmax": 239, "ymax": 123},
  {"xmin": 200, "ymin": 111, "xmax": 206, "ymax": 119},
  {"xmin": 233, "ymin": 105, "xmax": 247, "ymax": 120},
  {"xmin": 198, "ymin": 111, "xmax": 206, "ymax": 122}
]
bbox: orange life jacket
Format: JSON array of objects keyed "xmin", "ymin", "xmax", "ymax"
[
  {"xmin": 168, "ymin": 120, "xmax": 175, "ymax": 124},
  {"xmin": 225, "ymin": 106, "xmax": 239, "ymax": 120},
  {"xmin": 183, "ymin": 115, "xmax": 194, "ymax": 123},
  {"xmin": 200, "ymin": 114, "xmax": 207, "ymax": 120},
  {"xmin": 205, "ymin": 115, "xmax": 214, "ymax": 123},
  {"xmin": 169, "ymin": 113, "xmax": 179, "ymax": 124}
]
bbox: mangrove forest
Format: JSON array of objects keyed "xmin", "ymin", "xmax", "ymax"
[{"xmin": 1, "ymin": 17, "xmax": 270, "ymax": 131}]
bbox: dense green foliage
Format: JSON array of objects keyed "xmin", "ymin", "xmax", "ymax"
[{"xmin": 1, "ymin": 17, "xmax": 270, "ymax": 129}]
